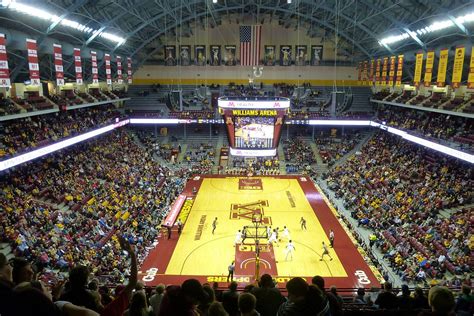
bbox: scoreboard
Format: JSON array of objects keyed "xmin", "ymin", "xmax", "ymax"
[{"xmin": 218, "ymin": 97, "xmax": 290, "ymax": 157}]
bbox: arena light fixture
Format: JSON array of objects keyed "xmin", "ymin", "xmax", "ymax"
[
  {"xmin": 129, "ymin": 118, "xmax": 181, "ymax": 124},
  {"xmin": 308, "ymin": 120, "xmax": 372, "ymax": 126},
  {"xmin": 379, "ymin": 11, "xmax": 474, "ymax": 46},
  {"xmin": 1, "ymin": 1, "xmax": 125, "ymax": 45},
  {"xmin": 0, "ymin": 120, "xmax": 129, "ymax": 172}
]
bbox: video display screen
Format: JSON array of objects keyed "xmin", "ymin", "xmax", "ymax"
[{"xmin": 234, "ymin": 116, "xmax": 274, "ymax": 149}]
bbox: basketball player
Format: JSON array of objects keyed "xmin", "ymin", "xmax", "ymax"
[
  {"xmin": 234, "ymin": 230, "xmax": 242, "ymax": 245},
  {"xmin": 266, "ymin": 226, "xmax": 272, "ymax": 238},
  {"xmin": 275, "ymin": 227, "xmax": 280, "ymax": 241},
  {"xmin": 241, "ymin": 226, "xmax": 247, "ymax": 244},
  {"xmin": 320, "ymin": 241, "xmax": 333, "ymax": 261},
  {"xmin": 176, "ymin": 219, "xmax": 183, "ymax": 235},
  {"xmin": 285, "ymin": 240, "xmax": 296, "ymax": 261},
  {"xmin": 212, "ymin": 217, "xmax": 218, "ymax": 235},
  {"xmin": 268, "ymin": 229, "xmax": 277, "ymax": 245},
  {"xmin": 300, "ymin": 217, "xmax": 307, "ymax": 230},
  {"xmin": 282, "ymin": 226, "xmax": 291, "ymax": 241},
  {"xmin": 329, "ymin": 229, "xmax": 335, "ymax": 248},
  {"xmin": 227, "ymin": 261, "xmax": 235, "ymax": 282}
]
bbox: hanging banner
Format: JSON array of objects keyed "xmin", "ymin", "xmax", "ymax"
[
  {"xmin": 395, "ymin": 55, "xmax": 404, "ymax": 87},
  {"xmin": 280, "ymin": 45, "xmax": 292, "ymax": 66},
  {"xmin": 116, "ymin": 55, "xmax": 123, "ymax": 84},
  {"xmin": 468, "ymin": 47, "xmax": 474, "ymax": 89},
  {"xmin": 369, "ymin": 59, "xmax": 374, "ymax": 85},
  {"xmin": 264, "ymin": 45, "xmax": 276, "ymax": 66},
  {"xmin": 53, "ymin": 44, "xmax": 64, "ymax": 86},
  {"xmin": 451, "ymin": 46, "xmax": 465, "ymax": 88},
  {"xmin": 311, "ymin": 45, "xmax": 323, "ymax": 66},
  {"xmin": 437, "ymin": 48, "xmax": 449, "ymax": 87},
  {"xmin": 388, "ymin": 56, "xmax": 396, "ymax": 86},
  {"xmin": 295, "ymin": 45, "xmax": 307, "ymax": 66},
  {"xmin": 413, "ymin": 51, "xmax": 423, "ymax": 86},
  {"xmin": 195, "ymin": 45, "xmax": 206, "ymax": 66},
  {"xmin": 73, "ymin": 48, "xmax": 83, "ymax": 85},
  {"xmin": 91, "ymin": 51, "xmax": 98, "ymax": 84},
  {"xmin": 381, "ymin": 57, "xmax": 388, "ymax": 86},
  {"xmin": 0, "ymin": 33, "xmax": 10, "ymax": 87},
  {"xmin": 104, "ymin": 53, "xmax": 111, "ymax": 85},
  {"xmin": 127, "ymin": 57, "xmax": 132, "ymax": 84},
  {"xmin": 423, "ymin": 50, "xmax": 435, "ymax": 87},
  {"xmin": 363, "ymin": 61, "xmax": 368, "ymax": 84},
  {"xmin": 164, "ymin": 45, "xmax": 176, "ymax": 66},
  {"xmin": 210, "ymin": 45, "xmax": 221, "ymax": 66},
  {"xmin": 179, "ymin": 45, "xmax": 191, "ymax": 66},
  {"xmin": 224, "ymin": 45, "xmax": 236, "ymax": 66},
  {"xmin": 26, "ymin": 39, "xmax": 40, "ymax": 86},
  {"xmin": 375, "ymin": 59, "xmax": 381, "ymax": 86}
]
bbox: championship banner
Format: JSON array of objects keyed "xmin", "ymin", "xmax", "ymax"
[
  {"xmin": 73, "ymin": 48, "xmax": 83, "ymax": 85},
  {"xmin": 280, "ymin": 45, "xmax": 292, "ymax": 66},
  {"xmin": 395, "ymin": 55, "xmax": 404, "ymax": 87},
  {"xmin": 381, "ymin": 57, "xmax": 388, "ymax": 86},
  {"xmin": 91, "ymin": 51, "xmax": 98, "ymax": 84},
  {"xmin": 451, "ymin": 46, "xmax": 465, "ymax": 88},
  {"xmin": 264, "ymin": 45, "xmax": 276, "ymax": 66},
  {"xmin": 375, "ymin": 59, "xmax": 381, "ymax": 85},
  {"xmin": 369, "ymin": 59, "xmax": 374, "ymax": 85},
  {"xmin": 295, "ymin": 45, "xmax": 307, "ymax": 66},
  {"xmin": 413, "ymin": 51, "xmax": 423, "ymax": 86},
  {"xmin": 423, "ymin": 50, "xmax": 435, "ymax": 87},
  {"xmin": 116, "ymin": 55, "xmax": 123, "ymax": 84},
  {"xmin": 468, "ymin": 47, "xmax": 474, "ymax": 89},
  {"xmin": 0, "ymin": 33, "xmax": 11, "ymax": 87},
  {"xmin": 127, "ymin": 57, "xmax": 132, "ymax": 84},
  {"xmin": 363, "ymin": 61, "xmax": 368, "ymax": 84},
  {"xmin": 26, "ymin": 39, "xmax": 40, "ymax": 86},
  {"xmin": 104, "ymin": 53, "xmax": 111, "ymax": 85},
  {"xmin": 195, "ymin": 45, "xmax": 206, "ymax": 66},
  {"xmin": 164, "ymin": 45, "xmax": 176, "ymax": 66},
  {"xmin": 179, "ymin": 45, "xmax": 191, "ymax": 66},
  {"xmin": 224, "ymin": 45, "xmax": 236, "ymax": 66},
  {"xmin": 210, "ymin": 45, "xmax": 221, "ymax": 66},
  {"xmin": 437, "ymin": 48, "xmax": 449, "ymax": 87},
  {"xmin": 311, "ymin": 45, "xmax": 323, "ymax": 66},
  {"xmin": 53, "ymin": 44, "xmax": 64, "ymax": 86},
  {"xmin": 388, "ymin": 56, "xmax": 395, "ymax": 86}
]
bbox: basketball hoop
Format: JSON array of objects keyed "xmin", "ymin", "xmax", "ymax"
[{"xmin": 252, "ymin": 213, "xmax": 262, "ymax": 223}]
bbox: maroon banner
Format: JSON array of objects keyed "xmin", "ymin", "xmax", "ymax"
[
  {"xmin": 91, "ymin": 51, "xmax": 98, "ymax": 84},
  {"xmin": 26, "ymin": 39, "xmax": 40, "ymax": 86},
  {"xmin": 0, "ymin": 33, "xmax": 10, "ymax": 87},
  {"xmin": 73, "ymin": 48, "xmax": 83, "ymax": 85},
  {"xmin": 127, "ymin": 57, "xmax": 132, "ymax": 84},
  {"xmin": 116, "ymin": 55, "xmax": 123, "ymax": 84},
  {"xmin": 53, "ymin": 44, "xmax": 64, "ymax": 86},
  {"xmin": 105, "ymin": 53, "xmax": 111, "ymax": 85}
]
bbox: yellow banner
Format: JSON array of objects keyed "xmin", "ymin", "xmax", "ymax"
[
  {"xmin": 414, "ymin": 52, "xmax": 423, "ymax": 85},
  {"xmin": 451, "ymin": 46, "xmax": 465, "ymax": 88},
  {"xmin": 376, "ymin": 59, "xmax": 381, "ymax": 86},
  {"xmin": 388, "ymin": 56, "xmax": 396, "ymax": 86},
  {"xmin": 423, "ymin": 50, "xmax": 435, "ymax": 87},
  {"xmin": 437, "ymin": 48, "xmax": 449, "ymax": 87},
  {"xmin": 468, "ymin": 47, "xmax": 474, "ymax": 89},
  {"xmin": 395, "ymin": 55, "xmax": 403, "ymax": 86},
  {"xmin": 381, "ymin": 57, "xmax": 388, "ymax": 86},
  {"xmin": 363, "ymin": 61, "xmax": 368, "ymax": 84},
  {"xmin": 369, "ymin": 59, "xmax": 374, "ymax": 85}
]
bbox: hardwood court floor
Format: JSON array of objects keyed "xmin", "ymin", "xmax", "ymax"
[{"xmin": 165, "ymin": 177, "xmax": 347, "ymax": 278}]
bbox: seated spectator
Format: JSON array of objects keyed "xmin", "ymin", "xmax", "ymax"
[
  {"xmin": 413, "ymin": 287, "xmax": 430, "ymax": 310},
  {"xmin": 397, "ymin": 284, "xmax": 414, "ymax": 310},
  {"xmin": 251, "ymin": 274, "xmax": 285, "ymax": 316},
  {"xmin": 208, "ymin": 301, "xmax": 229, "ymax": 316},
  {"xmin": 199, "ymin": 284, "xmax": 216, "ymax": 315},
  {"xmin": 0, "ymin": 253, "xmax": 14, "ymax": 315},
  {"xmin": 353, "ymin": 288, "xmax": 367, "ymax": 304},
  {"xmin": 60, "ymin": 265, "xmax": 103, "ymax": 312},
  {"xmin": 311, "ymin": 275, "xmax": 341, "ymax": 316},
  {"xmin": 375, "ymin": 282, "xmax": 398, "ymax": 310},
  {"xmin": 455, "ymin": 285, "xmax": 474, "ymax": 316},
  {"xmin": 149, "ymin": 284, "xmax": 165, "ymax": 316},
  {"xmin": 277, "ymin": 277, "xmax": 328, "ymax": 315},
  {"xmin": 123, "ymin": 291, "xmax": 149, "ymax": 316},
  {"xmin": 329, "ymin": 286, "xmax": 343, "ymax": 307},
  {"xmin": 238, "ymin": 293, "xmax": 259, "ymax": 316},
  {"xmin": 222, "ymin": 281, "xmax": 239, "ymax": 316},
  {"xmin": 158, "ymin": 278, "xmax": 208, "ymax": 316},
  {"xmin": 418, "ymin": 286, "xmax": 455, "ymax": 316},
  {"xmin": 11, "ymin": 257, "xmax": 34, "ymax": 285}
]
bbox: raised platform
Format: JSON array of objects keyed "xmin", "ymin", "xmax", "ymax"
[{"xmin": 139, "ymin": 175, "xmax": 381, "ymax": 289}]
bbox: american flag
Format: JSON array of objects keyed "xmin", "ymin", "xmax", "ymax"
[{"xmin": 240, "ymin": 25, "xmax": 261, "ymax": 66}]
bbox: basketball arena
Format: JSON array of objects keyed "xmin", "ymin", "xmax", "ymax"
[{"xmin": 0, "ymin": 1, "xmax": 472, "ymax": 316}]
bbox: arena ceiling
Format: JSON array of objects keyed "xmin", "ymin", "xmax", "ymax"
[{"xmin": 0, "ymin": 0, "xmax": 473, "ymax": 80}]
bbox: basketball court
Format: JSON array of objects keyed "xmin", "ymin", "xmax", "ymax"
[{"xmin": 139, "ymin": 175, "xmax": 382, "ymax": 289}]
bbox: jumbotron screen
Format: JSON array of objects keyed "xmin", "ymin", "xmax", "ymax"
[{"xmin": 234, "ymin": 116, "xmax": 274, "ymax": 149}]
